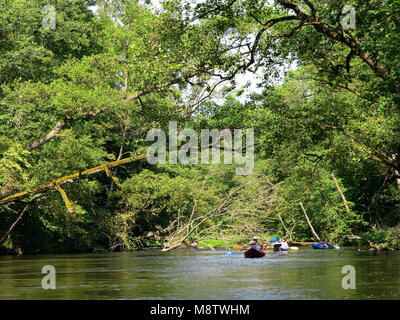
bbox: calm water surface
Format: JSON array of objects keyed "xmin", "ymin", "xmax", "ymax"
[{"xmin": 0, "ymin": 248, "xmax": 399, "ymax": 299}]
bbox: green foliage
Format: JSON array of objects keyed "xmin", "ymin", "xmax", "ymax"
[
  {"xmin": 0, "ymin": 0, "xmax": 103, "ymax": 93},
  {"xmin": 0, "ymin": 138, "xmax": 31, "ymax": 195},
  {"xmin": 384, "ymin": 226, "xmax": 400, "ymax": 249},
  {"xmin": 1, "ymin": 0, "xmax": 400, "ymax": 254},
  {"xmin": 362, "ymin": 226, "xmax": 400, "ymax": 249}
]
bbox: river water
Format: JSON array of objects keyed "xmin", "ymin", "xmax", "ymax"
[{"xmin": 0, "ymin": 248, "xmax": 399, "ymax": 299}]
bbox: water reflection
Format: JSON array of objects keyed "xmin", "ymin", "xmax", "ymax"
[{"xmin": 0, "ymin": 248, "xmax": 399, "ymax": 299}]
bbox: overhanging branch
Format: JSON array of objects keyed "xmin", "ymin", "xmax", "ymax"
[
  {"xmin": 0, "ymin": 153, "xmax": 146, "ymax": 207},
  {"xmin": 276, "ymin": 0, "xmax": 390, "ymax": 79}
]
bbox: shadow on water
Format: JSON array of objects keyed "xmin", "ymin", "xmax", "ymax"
[{"xmin": 0, "ymin": 248, "xmax": 399, "ymax": 299}]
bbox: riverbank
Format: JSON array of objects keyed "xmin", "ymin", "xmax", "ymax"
[
  {"xmin": 2, "ymin": 227, "xmax": 400, "ymax": 256},
  {"xmin": 195, "ymin": 228, "xmax": 400, "ymax": 252}
]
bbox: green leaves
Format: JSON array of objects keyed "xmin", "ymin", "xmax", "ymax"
[
  {"xmin": 0, "ymin": 138, "xmax": 31, "ymax": 197},
  {"xmin": 0, "ymin": 0, "xmax": 103, "ymax": 91},
  {"xmin": 1, "ymin": 0, "xmax": 400, "ymax": 253}
]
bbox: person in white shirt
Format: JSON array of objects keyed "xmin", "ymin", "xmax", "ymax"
[{"xmin": 280, "ymin": 238, "xmax": 289, "ymax": 251}]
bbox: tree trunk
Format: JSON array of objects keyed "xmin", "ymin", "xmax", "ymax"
[
  {"xmin": 331, "ymin": 172, "xmax": 350, "ymax": 212},
  {"xmin": 299, "ymin": 202, "xmax": 320, "ymax": 240},
  {"xmin": 278, "ymin": 213, "xmax": 292, "ymax": 240},
  {"xmin": 0, "ymin": 205, "xmax": 29, "ymax": 245},
  {"xmin": 26, "ymin": 119, "xmax": 66, "ymax": 151}
]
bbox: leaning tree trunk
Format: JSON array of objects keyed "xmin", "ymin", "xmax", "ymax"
[
  {"xmin": 331, "ymin": 172, "xmax": 350, "ymax": 212},
  {"xmin": 299, "ymin": 202, "xmax": 320, "ymax": 240}
]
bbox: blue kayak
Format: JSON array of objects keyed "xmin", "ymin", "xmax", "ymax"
[
  {"xmin": 312, "ymin": 243, "xmax": 340, "ymax": 250},
  {"xmin": 313, "ymin": 243, "xmax": 333, "ymax": 249}
]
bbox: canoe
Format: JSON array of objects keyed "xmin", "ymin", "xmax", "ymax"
[
  {"xmin": 244, "ymin": 247, "xmax": 265, "ymax": 258},
  {"xmin": 312, "ymin": 243, "xmax": 334, "ymax": 249}
]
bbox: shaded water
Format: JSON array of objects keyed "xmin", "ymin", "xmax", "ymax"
[{"xmin": 0, "ymin": 248, "xmax": 399, "ymax": 299}]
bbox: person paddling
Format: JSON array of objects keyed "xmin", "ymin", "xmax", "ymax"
[
  {"xmin": 273, "ymin": 238, "xmax": 282, "ymax": 252},
  {"xmin": 312, "ymin": 237, "xmax": 333, "ymax": 248},
  {"xmin": 322, "ymin": 239, "xmax": 332, "ymax": 248},
  {"xmin": 250, "ymin": 236, "xmax": 263, "ymax": 250}
]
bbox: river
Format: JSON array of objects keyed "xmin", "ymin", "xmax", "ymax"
[{"xmin": 0, "ymin": 247, "xmax": 399, "ymax": 299}]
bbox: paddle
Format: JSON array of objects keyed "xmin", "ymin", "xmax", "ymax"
[
  {"xmin": 225, "ymin": 251, "xmax": 240, "ymax": 256},
  {"xmin": 225, "ymin": 245, "xmax": 251, "ymax": 255},
  {"xmin": 225, "ymin": 241, "xmax": 268, "ymax": 256},
  {"xmin": 225, "ymin": 248, "xmax": 248, "ymax": 256},
  {"xmin": 226, "ymin": 245, "xmax": 298, "ymax": 256}
]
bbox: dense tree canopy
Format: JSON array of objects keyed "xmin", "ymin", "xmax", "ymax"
[{"xmin": 1, "ymin": 0, "xmax": 399, "ymax": 254}]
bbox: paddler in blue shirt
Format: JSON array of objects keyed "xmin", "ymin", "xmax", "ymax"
[
  {"xmin": 322, "ymin": 239, "xmax": 332, "ymax": 248},
  {"xmin": 251, "ymin": 236, "xmax": 262, "ymax": 250}
]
